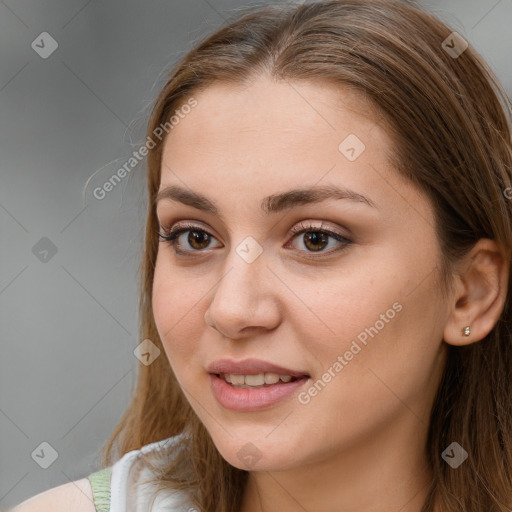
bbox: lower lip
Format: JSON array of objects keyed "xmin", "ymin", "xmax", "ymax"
[{"xmin": 209, "ymin": 373, "xmax": 309, "ymax": 412}]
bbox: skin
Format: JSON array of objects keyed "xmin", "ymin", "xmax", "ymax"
[{"xmin": 152, "ymin": 76, "xmax": 509, "ymax": 512}]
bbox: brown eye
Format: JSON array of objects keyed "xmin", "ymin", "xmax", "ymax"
[
  {"xmin": 158, "ymin": 221, "xmax": 352, "ymax": 259},
  {"xmin": 186, "ymin": 230, "xmax": 212, "ymax": 250},
  {"xmin": 287, "ymin": 221, "xmax": 352, "ymax": 257},
  {"xmin": 302, "ymin": 231, "xmax": 330, "ymax": 252},
  {"xmin": 158, "ymin": 223, "xmax": 220, "ymax": 254}
]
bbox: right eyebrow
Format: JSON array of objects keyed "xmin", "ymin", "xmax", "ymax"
[{"xmin": 154, "ymin": 184, "xmax": 379, "ymax": 219}]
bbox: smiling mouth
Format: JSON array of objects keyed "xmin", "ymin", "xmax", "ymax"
[{"xmin": 216, "ymin": 372, "xmax": 309, "ymax": 389}]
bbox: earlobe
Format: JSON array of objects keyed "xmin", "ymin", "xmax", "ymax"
[{"xmin": 442, "ymin": 239, "xmax": 510, "ymax": 347}]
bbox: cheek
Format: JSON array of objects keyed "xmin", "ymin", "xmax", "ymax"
[
  {"xmin": 301, "ymin": 263, "xmax": 436, "ymax": 387},
  {"xmin": 293, "ymin": 292, "xmax": 441, "ymax": 447},
  {"xmin": 296, "ymin": 271, "xmax": 396, "ymax": 357},
  {"xmin": 152, "ymin": 257, "xmax": 203, "ymax": 360}
]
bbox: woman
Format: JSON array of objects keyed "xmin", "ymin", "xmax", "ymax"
[{"xmin": 12, "ymin": 0, "xmax": 512, "ymax": 511}]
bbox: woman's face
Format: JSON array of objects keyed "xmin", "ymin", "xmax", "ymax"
[{"xmin": 152, "ymin": 77, "xmax": 449, "ymax": 472}]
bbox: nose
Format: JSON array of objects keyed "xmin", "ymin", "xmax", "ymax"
[{"xmin": 204, "ymin": 249, "xmax": 281, "ymax": 339}]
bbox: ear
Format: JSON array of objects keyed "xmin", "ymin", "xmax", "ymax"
[{"xmin": 443, "ymin": 238, "xmax": 510, "ymax": 346}]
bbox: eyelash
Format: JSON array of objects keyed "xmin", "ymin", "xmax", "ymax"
[{"xmin": 157, "ymin": 221, "xmax": 352, "ymax": 259}]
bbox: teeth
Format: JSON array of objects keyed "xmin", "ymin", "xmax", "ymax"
[
  {"xmin": 245, "ymin": 374, "xmax": 265, "ymax": 386},
  {"xmin": 221, "ymin": 373, "xmax": 297, "ymax": 387},
  {"xmin": 264, "ymin": 373, "xmax": 280, "ymax": 384},
  {"xmin": 230, "ymin": 374, "xmax": 245, "ymax": 386}
]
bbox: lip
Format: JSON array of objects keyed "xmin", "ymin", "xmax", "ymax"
[
  {"xmin": 206, "ymin": 358, "xmax": 311, "ymax": 412},
  {"xmin": 206, "ymin": 358, "xmax": 310, "ymax": 378},
  {"xmin": 209, "ymin": 373, "xmax": 310, "ymax": 412}
]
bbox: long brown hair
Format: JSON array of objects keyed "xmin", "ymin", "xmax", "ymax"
[{"xmin": 100, "ymin": 1, "xmax": 512, "ymax": 510}]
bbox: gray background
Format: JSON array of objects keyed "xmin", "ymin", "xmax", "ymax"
[{"xmin": 1, "ymin": 0, "xmax": 511, "ymax": 508}]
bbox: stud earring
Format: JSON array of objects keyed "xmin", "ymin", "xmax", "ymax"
[{"xmin": 462, "ymin": 326, "xmax": 471, "ymax": 336}]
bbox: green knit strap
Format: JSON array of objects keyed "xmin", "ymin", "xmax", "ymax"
[{"xmin": 87, "ymin": 466, "xmax": 112, "ymax": 512}]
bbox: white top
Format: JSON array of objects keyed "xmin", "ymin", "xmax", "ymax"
[{"xmin": 109, "ymin": 432, "xmax": 196, "ymax": 512}]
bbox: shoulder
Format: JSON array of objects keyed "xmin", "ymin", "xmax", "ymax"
[
  {"xmin": 10, "ymin": 433, "xmax": 191, "ymax": 512},
  {"xmin": 9, "ymin": 478, "xmax": 96, "ymax": 512}
]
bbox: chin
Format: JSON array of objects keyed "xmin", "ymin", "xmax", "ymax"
[{"xmin": 213, "ymin": 436, "xmax": 301, "ymax": 472}]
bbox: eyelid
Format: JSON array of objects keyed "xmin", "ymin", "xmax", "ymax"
[
  {"xmin": 158, "ymin": 219, "xmax": 352, "ymax": 258},
  {"xmin": 158, "ymin": 219, "xmax": 346, "ymax": 239}
]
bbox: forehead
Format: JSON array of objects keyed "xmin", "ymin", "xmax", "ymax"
[
  {"xmin": 163, "ymin": 77, "xmax": 382, "ymax": 154},
  {"xmin": 162, "ymin": 78, "xmax": 390, "ymax": 179},
  {"xmin": 158, "ymin": 77, "xmax": 431, "ymax": 227}
]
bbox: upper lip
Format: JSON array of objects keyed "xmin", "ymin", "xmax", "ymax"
[{"xmin": 207, "ymin": 358, "xmax": 310, "ymax": 378}]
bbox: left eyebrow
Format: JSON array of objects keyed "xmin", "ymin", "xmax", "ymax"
[{"xmin": 154, "ymin": 184, "xmax": 379, "ymax": 218}]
